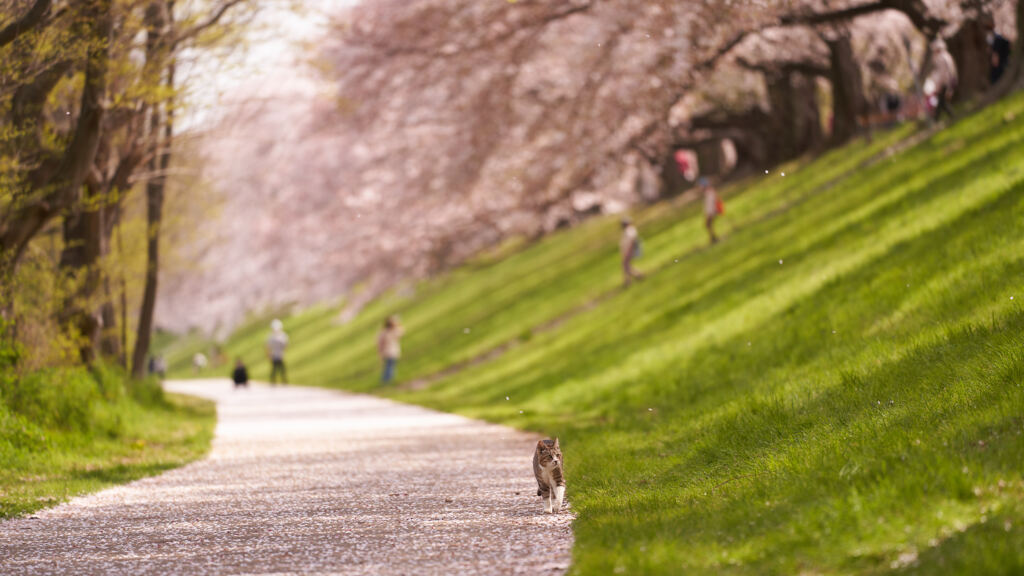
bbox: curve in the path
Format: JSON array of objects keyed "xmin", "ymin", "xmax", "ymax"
[{"xmin": 0, "ymin": 380, "xmax": 573, "ymax": 575}]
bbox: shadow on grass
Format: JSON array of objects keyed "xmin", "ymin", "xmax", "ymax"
[
  {"xmin": 69, "ymin": 461, "xmax": 185, "ymax": 484},
  {"xmin": 567, "ymin": 307, "xmax": 1024, "ymax": 573}
]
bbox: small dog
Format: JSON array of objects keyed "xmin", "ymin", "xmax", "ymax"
[{"xmin": 533, "ymin": 438, "xmax": 565, "ymax": 513}]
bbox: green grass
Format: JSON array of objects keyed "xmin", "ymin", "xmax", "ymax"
[
  {"xmin": 166, "ymin": 92, "xmax": 1024, "ymax": 574},
  {"xmin": 1, "ymin": 370, "xmax": 215, "ymax": 519}
]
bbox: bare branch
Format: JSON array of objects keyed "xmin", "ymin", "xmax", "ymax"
[
  {"xmin": 171, "ymin": 0, "xmax": 248, "ymax": 49},
  {"xmin": 781, "ymin": 0, "xmax": 946, "ymax": 38}
]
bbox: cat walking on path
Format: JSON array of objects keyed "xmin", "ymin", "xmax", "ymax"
[{"xmin": 533, "ymin": 438, "xmax": 566, "ymax": 514}]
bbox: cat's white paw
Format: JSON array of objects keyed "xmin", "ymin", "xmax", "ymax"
[
  {"xmin": 554, "ymin": 486, "xmax": 565, "ymax": 512},
  {"xmin": 544, "ymin": 505, "xmax": 553, "ymax": 514}
]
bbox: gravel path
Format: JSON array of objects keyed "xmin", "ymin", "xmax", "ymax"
[{"xmin": 0, "ymin": 380, "xmax": 573, "ymax": 575}]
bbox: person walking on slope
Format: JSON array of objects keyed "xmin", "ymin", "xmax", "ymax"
[
  {"xmin": 620, "ymin": 218, "xmax": 644, "ymax": 287},
  {"xmin": 192, "ymin": 352, "xmax": 207, "ymax": 374},
  {"xmin": 378, "ymin": 316, "xmax": 404, "ymax": 384},
  {"xmin": 927, "ymin": 40, "xmax": 957, "ymax": 122},
  {"xmin": 266, "ymin": 319, "xmax": 289, "ymax": 385},
  {"xmin": 701, "ymin": 177, "xmax": 723, "ymax": 245}
]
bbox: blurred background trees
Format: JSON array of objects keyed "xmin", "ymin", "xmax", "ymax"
[
  {"xmin": 0, "ymin": 0, "xmax": 253, "ymax": 375},
  {"xmin": 3, "ymin": 0, "xmax": 1021, "ymax": 362},
  {"xmin": 164, "ymin": 0, "xmax": 1020, "ymax": 336}
]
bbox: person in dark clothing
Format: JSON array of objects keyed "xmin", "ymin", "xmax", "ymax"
[
  {"xmin": 985, "ymin": 15, "xmax": 1012, "ymax": 85},
  {"xmin": 232, "ymin": 359, "xmax": 249, "ymax": 388}
]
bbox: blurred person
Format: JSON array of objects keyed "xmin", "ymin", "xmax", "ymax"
[
  {"xmin": 701, "ymin": 178, "xmax": 723, "ymax": 245},
  {"xmin": 868, "ymin": 58, "xmax": 902, "ymax": 125},
  {"xmin": 378, "ymin": 316, "xmax": 404, "ymax": 384},
  {"xmin": 266, "ymin": 319, "xmax": 289, "ymax": 385},
  {"xmin": 983, "ymin": 14, "xmax": 1011, "ymax": 86},
  {"xmin": 673, "ymin": 150, "xmax": 693, "ymax": 181},
  {"xmin": 232, "ymin": 358, "xmax": 249, "ymax": 389},
  {"xmin": 212, "ymin": 344, "xmax": 227, "ymax": 367},
  {"xmin": 927, "ymin": 40, "xmax": 957, "ymax": 122},
  {"xmin": 153, "ymin": 356, "xmax": 167, "ymax": 379},
  {"xmin": 192, "ymin": 352, "xmax": 208, "ymax": 374},
  {"xmin": 619, "ymin": 218, "xmax": 643, "ymax": 286}
]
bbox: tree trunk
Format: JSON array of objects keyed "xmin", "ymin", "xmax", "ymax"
[
  {"xmin": 98, "ymin": 197, "xmax": 120, "ymax": 360},
  {"xmin": 765, "ymin": 72, "xmax": 798, "ymax": 160},
  {"xmin": 117, "ymin": 216, "xmax": 129, "ymax": 370},
  {"xmin": 1017, "ymin": 0, "xmax": 1024, "ymax": 86},
  {"xmin": 764, "ymin": 71, "xmax": 822, "ymax": 161},
  {"xmin": 794, "ymin": 74, "xmax": 824, "ymax": 152},
  {"xmin": 59, "ymin": 182, "xmax": 104, "ymax": 364},
  {"xmin": 131, "ymin": 0, "xmax": 174, "ymax": 379},
  {"xmin": 947, "ymin": 19, "xmax": 990, "ymax": 103},
  {"xmin": 827, "ymin": 34, "xmax": 868, "ymax": 145},
  {"xmin": 132, "ymin": 66, "xmax": 174, "ymax": 380},
  {"xmin": 695, "ymin": 140, "xmax": 724, "ymax": 176}
]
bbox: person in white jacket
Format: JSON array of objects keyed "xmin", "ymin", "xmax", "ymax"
[
  {"xmin": 927, "ymin": 40, "xmax": 957, "ymax": 121},
  {"xmin": 266, "ymin": 319, "xmax": 289, "ymax": 385}
]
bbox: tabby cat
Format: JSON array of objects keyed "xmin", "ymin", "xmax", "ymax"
[{"xmin": 533, "ymin": 438, "xmax": 565, "ymax": 514}]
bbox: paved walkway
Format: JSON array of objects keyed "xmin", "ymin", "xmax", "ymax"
[{"xmin": 0, "ymin": 380, "xmax": 573, "ymax": 575}]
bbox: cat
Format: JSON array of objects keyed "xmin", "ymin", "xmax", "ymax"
[{"xmin": 533, "ymin": 438, "xmax": 566, "ymax": 514}]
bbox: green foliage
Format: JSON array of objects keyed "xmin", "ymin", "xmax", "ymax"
[
  {"xmin": 2, "ymin": 367, "xmax": 114, "ymax": 435},
  {"xmin": 0, "ymin": 324, "xmax": 207, "ymax": 519},
  {"xmin": 0, "ymin": 390, "xmax": 214, "ymax": 519}
]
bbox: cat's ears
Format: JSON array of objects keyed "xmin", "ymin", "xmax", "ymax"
[
  {"xmin": 553, "ymin": 438, "xmax": 560, "ymax": 448},
  {"xmin": 537, "ymin": 438, "xmax": 561, "ymax": 448}
]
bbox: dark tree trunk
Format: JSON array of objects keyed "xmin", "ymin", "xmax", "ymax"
[
  {"xmin": 117, "ymin": 217, "xmax": 129, "ymax": 369},
  {"xmin": 765, "ymin": 71, "xmax": 823, "ymax": 161},
  {"xmin": 1017, "ymin": 0, "xmax": 1024, "ymax": 86},
  {"xmin": 99, "ymin": 195, "xmax": 128, "ymax": 362},
  {"xmin": 765, "ymin": 72, "xmax": 798, "ymax": 159},
  {"xmin": 132, "ymin": 68, "xmax": 174, "ymax": 380},
  {"xmin": 131, "ymin": 173, "xmax": 164, "ymax": 379},
  {"xmin": 59, "ymin": 182, "xmax": 104, "ymax": 364},
  {"xmin": 947, "ymin": 19, "xmax": 990, "ymax": 103},
  {"xmin": 695, "ymin": 140, "xmax": 724, "ymax": 176},
  {"xmin": 827, "ymin": 34, "xmax": 868, "ymax": 145},
  {"xmin": 97, "ymin": 198, "xmax": 121, "ymax": 360},
  {"xmin": 1005, "ymin": 0, "xmax": 1024, "ymax": 88},
  {"xmin": 792, "ymin": 73, "xmax": 824, "ymax": 152},
  {"xmin": 97, "ymin": 141, "xmax": 143, "ymax": 362},
  {"xmin": 131, "ymin": 0, "xmax": 174, "ymax": 380}
]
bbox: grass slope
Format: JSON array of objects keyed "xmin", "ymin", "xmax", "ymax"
[{"xmin": 168, "ymin": 94, "xmax": 1024, "ymax": 574}]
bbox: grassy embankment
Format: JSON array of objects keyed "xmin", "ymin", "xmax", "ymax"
[
  {"xmin": 0, "ymin": 362, "xmax": 214, "ymax": 519},
  {"xmin": 167, "ymin": 93, "xmax": 1024, "ymax": 574}
]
